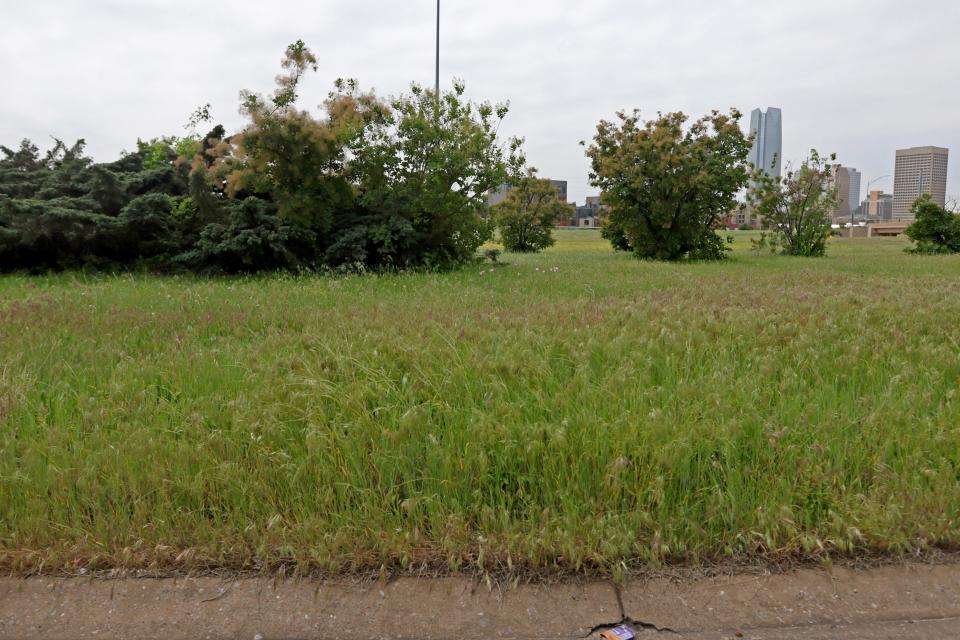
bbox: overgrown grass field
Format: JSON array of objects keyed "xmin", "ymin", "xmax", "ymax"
[{"xmin": 3, "ymin": 231, "xmax": 960, "ymax": 576}]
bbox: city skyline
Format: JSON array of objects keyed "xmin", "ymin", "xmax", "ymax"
[{"xmin": 1, "ymin": 0, "xmax": 958, "ymax": 206}]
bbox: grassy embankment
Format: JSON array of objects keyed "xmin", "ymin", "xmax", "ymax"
[{"xmin": 2, "ymin": 231, "xmax": 960, "ymax": 576}]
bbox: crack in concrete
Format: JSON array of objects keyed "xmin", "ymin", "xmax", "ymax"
[{"xmin": 581, "ymin": 583, "xmax": 678, "ymax": 637}]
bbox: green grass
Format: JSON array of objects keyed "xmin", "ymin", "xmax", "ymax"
[{"xmin": 3, "ymin": 230, "xmax": 960, "ymax": 576}]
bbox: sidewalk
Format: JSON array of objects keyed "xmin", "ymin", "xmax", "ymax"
[{"xmin": 2, "ymin": 563, "xmax": 959, "ymax": 639}]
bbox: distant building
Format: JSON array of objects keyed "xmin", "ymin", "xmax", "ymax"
[
  {"xmin": 892, "ymin": 146, "xmax": 949, "ymax": 220},
  {"xmin": 828, "ymin": 166, "xmax": 861, "ymax": 222},
  {"xmin": 729, "ymin": 205, "xmax": 761, "ymax": 229},
  {"xmin": 487, "ymin": 179, "xmax": 568, "ymax": 207},
  {"xmin": 550, "ymin": 180, "xmax": 568, "ymax": 204},
  {"xmin": 570, "ymin": 195, "xmax": 607, "ymax": 228},
  {"xmin": 847, "ymin": 168, "xmax": 862, "ymax": 218},
  {"xmin": 860, "ymin": 190, "xmax": 893, "ymax": 221},
  {"xmin": 747, "ymin": 108, "xmax": 783, "ymax": 184}
]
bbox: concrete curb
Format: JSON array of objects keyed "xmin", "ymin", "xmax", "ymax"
[{"xmin": 1, "ymin": 564, "xmax": 959, "ymax": 639}]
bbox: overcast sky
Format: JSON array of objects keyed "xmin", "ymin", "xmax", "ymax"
[{"xmin": 2, "ymin": 0, "xmax": 958, "ymax": 204}]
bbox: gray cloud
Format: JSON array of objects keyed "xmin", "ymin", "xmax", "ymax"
[{"xmin": 2, "ymin": 0, "xmax": 957, "ymax": 204}]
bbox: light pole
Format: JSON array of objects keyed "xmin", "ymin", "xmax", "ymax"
[{"xmin": 435, "ymin": 0, "xmax": 440, "ymax": 95}]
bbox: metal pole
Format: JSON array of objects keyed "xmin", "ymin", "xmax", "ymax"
[{"xmin": 435, "ymin": 0, "xmax": 440, "ymax": 95}]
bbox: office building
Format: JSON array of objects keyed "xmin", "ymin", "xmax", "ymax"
[
  {"xmin": 550, "ymin": 180, "xmax": 569, "ymax": 204},
  {"xmin": 892, "ymin": 146, "xmax": 949, "ymax": 219},
  {"xmin": 860, "ymin": 191, "xmax": 894, "ymax": 221},
  {"xmin": 847, "ymin": 168, "xmax": 862, "ymax": 218},
  {"xmin": 570, "ymin": 195, "xmax": 607, "ymax": 228},
  {"xmin": 747, "ymin": 108, "xmax": 783, "ymax": 182},
  {"xmin": 829, "ymin": 166, "xmax": 860, "ymax": 222}
]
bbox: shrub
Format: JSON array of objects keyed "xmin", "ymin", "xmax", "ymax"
[
  {"xmin": 0, "ymin": 41, "xmax": 527, "ymax": 275},
  {"xmin": 748, "ymin": 150, "xmax": 838, "ymax": 257},
  {"xmin": 493, "ymin": 173, "xmax": 571, "ymax": 253},
  {"xmin": 905, "ymin": 194, "xmax": 960, "ymax": 254},
  {"xmin": 585, "ymin": 109, "xmax": 751, "ymax": 261},
  {"xmin": 351, "ymin": 80, "xmax": 523, "ymax": 268},
  {"xmin": 175, "ymin": 198, "xmax": 316, "ymax": 274}
]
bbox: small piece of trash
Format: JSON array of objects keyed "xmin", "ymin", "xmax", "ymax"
[{"xmin": 600, "ymin": 625, "xmax": 635, "ymax": 640}]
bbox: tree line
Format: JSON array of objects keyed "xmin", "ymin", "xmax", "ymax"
[
  {"xmin": 0, "ymin": 41, "xmax": 536, "ymax": 274},
  {"xmin": 2, "ymin": 40, "xmax": 954, "ymax": 273}
]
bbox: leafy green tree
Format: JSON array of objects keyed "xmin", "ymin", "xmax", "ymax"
[
  {"xmin": 137, "ymin": 138, "xmax": 179, "ymax": 171},
  {"xmin": 905, "ymin": 194, "xmax": 960, "ymax": 254},
  {"xmin": 227, "ymin": 42, "xmax": 385, "ymax": 236},
  {"xmin": 585, "ymin": 109, "xmax": 751, "ymax": 261},
  {"xmin": 351, "ymin": 80, "xmax": 525, "ymax": 268},
  {"xmin": 748, "ymin": 150, "xmax": 838, "ymax": 257},
  {"xmin": 493, "ymin": 172, "xmax": 571, "ymax": 253}
]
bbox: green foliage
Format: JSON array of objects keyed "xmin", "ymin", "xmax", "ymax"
[
  {"xmin": 116, "ymin": 193, "xmax": 175, "ymax": 261},
  {"xmin": 173, "ymin": 138, "xmax": 202, "ymax": 162},
  {"xmin": 322, "ymin": 211, "xmax": 416, "ymax": 269},
  {"xmin": 86, "ymin": 165, "xmax": 127, "ymax": 216},
  {"xmin": 351, "ymin": 80, "xmax": 524, "ymax": 268},
  {"xmin": 600, "ymin": 215, "xmax": 632, "ymax": 251},
  {"xmin": 0, "ymin": 197, "xmax": 119, "ymax": 271},
  {"xmin": 493, "ymin": 172, "xmax": 570, "ymax": 253},
  {"xmin": 750, "ymin": 232, "xmax": 779, "ymax": 254},
  {"xmin": 0, "ymin": 140, "xmax": 46, "ymax": 199},
  {"xmin": 748, "ymin": 150, "xmax": 838, "ymax": 257},
  {"xmin": 0, "ymin": 140, "xmax": 117, "ymax": 271},
  {"xmin": 0, "ymin": 136, "xmax": 193, "ymax": 271},
  {"xmin": 905, "ymin": 195, "xmax": 960, "ymax": 254},
  {"xmin": 586, "ymin": 109, "xmax": 751, "ymax": 261},
  {"xmin": 136, "ymin": 138, "xmax": 177, "ymax": 171},
  {"xmin": 175, "ymin": 197, "xmax": 317, "ymax": 274},
  {"xmin": 232, "ymin": 57, "xmax": 384, "ymax": 234},
  {"xmin": 0, "ymin": 41, "xmax": 525, "ymax": 274},
  {"xmin": 222, "ymin": 42, "xmax": 522, "ymax": 270}
]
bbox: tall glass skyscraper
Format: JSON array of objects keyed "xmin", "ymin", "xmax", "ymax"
[
  {"xmin": 847, "ymin": 168, "xmax": 862, "ymax": 216},
  {"xmin": 747, "ymin": 108, "xmax": 782, "ymax": 180}
]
